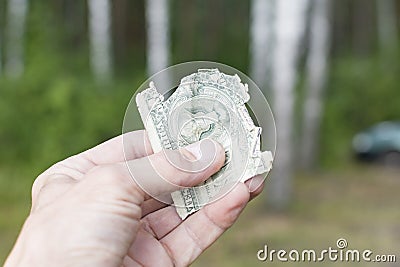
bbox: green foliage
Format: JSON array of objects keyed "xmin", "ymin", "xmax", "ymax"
[
  {"xmin": 321, "ymin": 53, "xmax": 400, "ymax": 167},
  {"xmin": 0, "ymin": 74, "xmax": 143, "ymax": 173},
  {"xmin": 170, "ymin": 0, "xmax": 250, "ymax": 72},
  {"xmin": 0, "ymin": 0, "xmax": 147, "ymax": 173}
]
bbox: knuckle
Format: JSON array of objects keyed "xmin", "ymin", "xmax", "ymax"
[
  {"xmin": 89, "ymin": 164, "xmax": 126, "ymax": 181},
  {"xmin": 31, "ymin": 174, "xmax": 47, "ymax": 199}
]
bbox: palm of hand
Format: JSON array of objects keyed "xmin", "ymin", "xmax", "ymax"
[{"xmin": 8, "ymin": 131, "xmax": 262, "ymax": 267}]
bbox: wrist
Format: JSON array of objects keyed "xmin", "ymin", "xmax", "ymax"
[{"xmin": 4, "ymin": 215, "xmax": 52, "ymax": 267}]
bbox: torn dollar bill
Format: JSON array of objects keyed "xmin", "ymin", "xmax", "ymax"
[{"xmin": 136, "ymin": 69, "xmax": 273, "ymax": 219}]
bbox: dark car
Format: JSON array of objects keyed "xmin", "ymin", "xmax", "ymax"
[{"xmin": 352, "ymin": 121, "xmax": 400, "ymax": 166}]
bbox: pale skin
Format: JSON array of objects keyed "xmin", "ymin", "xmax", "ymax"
[{"xmin": 5, "ymin": 130, "xmax": 265, "ymax": 267}]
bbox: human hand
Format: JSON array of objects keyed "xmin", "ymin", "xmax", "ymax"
[{"xmin": 5, "ymin": 130, "xmax": 264, "ymax": 267}]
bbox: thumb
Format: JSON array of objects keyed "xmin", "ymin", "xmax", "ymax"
[{"xmin": 127, "ymin": 139, "xmax": 225, "ymax": 198}]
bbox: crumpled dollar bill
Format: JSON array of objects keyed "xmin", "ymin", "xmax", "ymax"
[{"xmin": 136, "ymin": 69, "xmax": 273, "ymax": 219}]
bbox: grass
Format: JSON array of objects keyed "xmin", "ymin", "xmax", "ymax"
[
  {"xmin": 0, "ymin": 167, "xmax": 32, "ymax": 263},
  {"xmin": 193, "ymin": 165, "xmax": 400, "ymax": 267},
  {"xmin": 1, "ymin": 165, "xmax": 399, "ymax": 266}
]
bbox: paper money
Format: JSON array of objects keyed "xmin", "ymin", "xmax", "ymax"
[{"xmin": 136, "ymin": 69, "xmax": 273, "ymax": 219}]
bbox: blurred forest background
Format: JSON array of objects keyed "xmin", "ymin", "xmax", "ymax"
[{"xmin": 0, "ymin": 0, "xmax": 399, "ymax": 266}]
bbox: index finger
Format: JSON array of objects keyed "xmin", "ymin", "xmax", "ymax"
[
  {"xmin": 128, "ymin": 183, "xmax": 251, "ymax": 267},
  {"xmin": 160, "ymin": 183, "xmax": 250, "ymax": 266}
]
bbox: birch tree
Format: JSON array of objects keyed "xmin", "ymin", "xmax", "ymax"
[
  {"xmin": 88, "ymin": 0, "xmax": 112, "ymax": 82},
  {"xmin": 0, "ymin": 34, "xmax": 2, "ymax": 76},
  {"xmin": 0, "ymin": 1, "xmax": 3, "ymax": 75},
  {"xmin": 300, "ymin": 0, "xmax": 331, "ymax": 169},
  {"xmin": 145, "ymin": 0, "xmax": 170, "ymax": 88},
  {"xmin": 269, "ymin": 0, "xmax": 309, "ymax": 209},
  {"xmin": 377, "ymin": 0, "xmax": 398, "ymax": 52},
  {"xmin": 249, "ymin": 0, "xmax": 274, "ymax": 91},
  {"xmin": 4, "ymin": 0, "xmax": 28, "ymax": 78}
]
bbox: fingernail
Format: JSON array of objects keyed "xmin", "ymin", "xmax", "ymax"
[
  {"xmin": 184, "ymin": 141, "xmax": 203, "ymax": 160},
  {"xmin": 200, "ymin": 139, "xmax": 220, "ymax": 161},
  {"xmin": 247, "ymin": 179, "xmax": 256, "ymax": 193},
  {"xmin": 184, "ymin": 139, "xmax": 220, "ymax": 163},
  {"xmin": 246, "ymin": 175, "xmax": 265, "ymax": 193}
]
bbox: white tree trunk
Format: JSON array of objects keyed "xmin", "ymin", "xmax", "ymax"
[
  {"xmin": 0, "ymin": 5, "xmax": 2, "ymax": 75},
  {"xmin": 300, "ymin": 0, "xmax": 331, "ymax": 169},
  {"xmin": 377, "ymin": 0, "xmax": 398, "ymax": 51},
  {"xmin": 249, "ymin": 0, "xmax": 274, "ymax": 91},
  {"xmin": 88, "ymin": 0, "xmax": 112, "ymax": 81},
  {"xmin": 0, "ymin": 31, "xmax": 2, "ymax": 76},
  {"xmin": 5, "ymin": 0, "xmax": 28, "ymax": 78},
  {"xmin": 269, "ymin": 0, "xmax": 309, "ymax": 209},
  {"xmin": 145, "ymin": 0, "xmax": 170, "ymax": 88}
]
